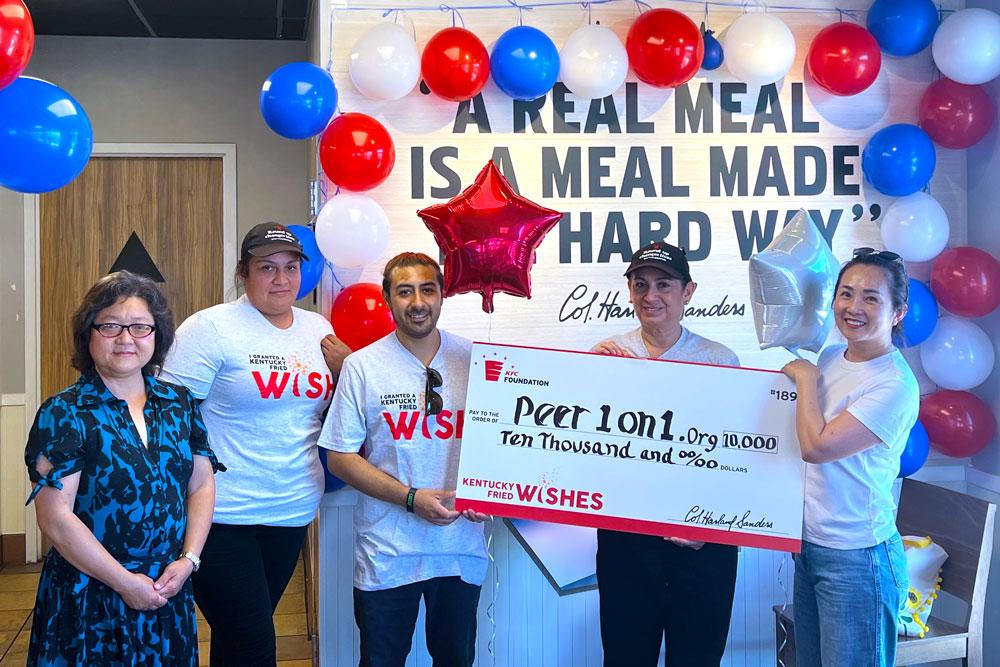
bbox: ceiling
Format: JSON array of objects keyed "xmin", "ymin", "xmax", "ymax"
[{"xmin": 25, "ymin": 0, "xmax": 313, "ymax": 40}]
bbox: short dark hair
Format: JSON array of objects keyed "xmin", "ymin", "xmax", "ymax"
[
  {"xmin": 70, "ymin": 271, "xmax": 175, "ymax": 374},
  {"xmin": 835, "ymin": 252, "xmax": 910, "ymax": 337},
  {"xmin": 382, "ymin": 252, "xmax": 444, "ymax": 296}
]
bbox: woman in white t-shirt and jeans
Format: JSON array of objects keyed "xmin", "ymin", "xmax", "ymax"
[
  {"xmin": 782, "ymin": 248, "xmax": 919, "ymax": 666},
  {"xmin": 162, "ymin": 223, "xmax": 350, "ymax": 665}
]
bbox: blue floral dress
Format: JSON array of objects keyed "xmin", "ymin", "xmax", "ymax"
[{"xmin": 24, "ymin": 371, "xmax": 223, "ymax": 666}]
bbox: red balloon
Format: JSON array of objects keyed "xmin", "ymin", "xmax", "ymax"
[
  {"xmin": 330, "ymin": 283, "xmax": 396, "ymax": 351},
  {"xmin": 417, "ymin": 161, "xmax": 562, "ymax": 313},
  {"xmin": 806, "ymin": 22, "xmax": 881, "ymax": 96},
  {"xmin": 920, "ymin": 390, "xmax": 996, "ymax": 458},
  {"xmin": 0, "ymin": 0, "xmax": 34, "ymax": 89},
  {"xmin": 421, "ymin": 27, "xmax": 490, "ymax": 101},
  {"xmin": 930, "ymin": 247, "xmax": 1000, "ymax": 318},
  {"xmin": 919, "ymin": 78, "xmax": 996, "ymax": 149},
  {"xmin": 319, "ymin": 113, "xmax": 395, "ymax": 192},
  {"xmin": 626, "ymin": 9, "xmax": 703, "ymax": 88}
]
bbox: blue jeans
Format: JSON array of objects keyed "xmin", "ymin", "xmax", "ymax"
[
  {"xmin": 793, "ymin": 534, "xmax": 908, "ymax": 666},
  {"xmin": 354, "ymin": 576, "xmax": 481, "ymax": 667}
]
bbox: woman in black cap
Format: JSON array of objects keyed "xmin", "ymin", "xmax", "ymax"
[
  {"xmin": 162, "ymin": 223, "xmax": 350, "ymax": 665},
  {"xmin": 592, "ymin": 242, "xmax": 740, "ymax": 667}
]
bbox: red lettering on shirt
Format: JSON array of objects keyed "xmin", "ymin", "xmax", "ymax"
[
  {"xmin": 253, "ymin": 371, "xmax": 291, "ymax": 399},
  {"xmin": 383, "ymin": 411, "xmax": 420, "ymax": 440},
  {"xmin": 381, "ymin": 410, "xmax": 467, "ymax": 441},
  {"xmin": 434, "ymin": 410, "xmax": 454, "ymax": 439},
  {"xmin": 305, "ymin": 372, "xmax": 334, "ymax": 401}
]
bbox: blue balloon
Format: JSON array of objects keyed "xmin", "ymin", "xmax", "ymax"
[
  {"xmin": 0, "ymin": 77, "xmax": 93, "ymax": 194},
  {"xmin": 867, "ymin": 0, "xmax": 939, "ymax": 57},
  {"xmin": 324, "ymin": 457, "xmax": 347, "ymax": 493},
  {"xmin": 898, "ymin": 420, "xmax": 930, "ymax": 478},
  {"xmin": 900, "ymin": 279, "xmax": 938, "ymax": 347},
  {"xmin": 862, "ymin": 124, "xmax": 936, "ymax": 197},
  {"xmin": 701, "ymin": 29, "xmax": 724, "ymax": 71},
  {"xmin": 260, "ymin": 62, "xmax": 337, "ymax": 140},
  {"xmin": 288, "ymin": 224, "xmax": 324, "ymax": 299},
  {"xmin": 490, "ymin": 26, "xmax": 560, "ymax": 101}
]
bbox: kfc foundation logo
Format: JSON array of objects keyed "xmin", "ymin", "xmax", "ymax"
[
  {"xmin": 472, "ymin": 352, "xmax": 550, "ymax": 387},
  {"xmin": 474, "ymin": 350, "xmax": 551, "ymax": 387},
  {"xmin": 476, "ymin": 351, "xmax": 509, "ymax": 383},
  {"xmin": 485, "ymin": 360, "xmax": 504, "ymax": 382}
]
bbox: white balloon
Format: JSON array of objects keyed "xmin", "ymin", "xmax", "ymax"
[
  {"xmin": 920, "ymin": 316, "xmax": 995, "ymax": 390},
  {"xmin": 932, "ymin": 8, "xmax": 1000, "ymax": 86},
  {"xmin": 880, "ymin": 192, "xmax": 950, "ymax": 263},
  {"xmin": 348, "ymin": 22, "xmax": 420, "ymax": 101},
  {"xmin": 315, "ymin": 194, "xmax": 391, "ymax": 268},
  {"xmin": 722, "ymin": 14, "xmax": 796, "ymax": 86},
  {"xmin": 559, "ymin": 24, "xmax": 628, "ymax": 99}
]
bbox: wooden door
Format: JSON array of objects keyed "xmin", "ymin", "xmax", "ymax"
[{"xmin": 39, "ymin": 156, "xmax": 224, "ymax": 399}]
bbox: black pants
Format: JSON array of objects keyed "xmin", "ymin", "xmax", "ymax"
[
  {"xmin": 353, "ymin": 576, "xmax": 481, "ymax": 667},
  {"xmin": 192, "ymin": 522, "xmax": 309, "ymax": 667},
  {"xmin": 597, "ymin": 529, "xmax": 739, "ymax": 667}
]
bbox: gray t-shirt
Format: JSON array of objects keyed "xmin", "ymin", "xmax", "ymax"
[
  {"xmin": 161, "ymin": 295, "xmax": 334, "ymax": 527},
  {"xmin": 318, "ymin": 330, "xmax": 488, "ymax": 591},
  {"xmin": 594, "ymin": 326, "xmax": 740, "ymax": 366}
]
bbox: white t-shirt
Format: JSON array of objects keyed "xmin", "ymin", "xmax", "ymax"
[
  {"xmin": 594, "ymin": 326, "xmax": 740, "ymax": 367},
  {"xmin": 318, "ymin": 330, "xmax": 488, "ymax": 592},
  {"xmin": 803, "ymin": 345, "xmax": 919, "ymax": 549},
  {"xmin": 161, "ymin": 295, "xmax": 334, "ymax": 527}
]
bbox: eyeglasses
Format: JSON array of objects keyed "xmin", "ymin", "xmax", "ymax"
[
  {"xmin": 91, "ymin": 323, "xmax": 157, "ymax": 338},
  {"xmin": 853, "ymin": 247, "xmax": 902, "ymax": 263},
  {"xmin": 425, "ymin": 367, "xmax": 443, "ymax": 416}
]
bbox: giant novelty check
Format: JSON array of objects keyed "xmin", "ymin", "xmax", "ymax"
[{"xmin": 455, "ymin": 343, "xmax": 806, "ymax": 552}]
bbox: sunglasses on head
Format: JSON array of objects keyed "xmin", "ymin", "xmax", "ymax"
[
  {"xmin": 425, "ymin": 367, "xmax": 443, "ymax": 416},
  {"xmin": 853, "ymin": 247, "xmax": 902, "ymax": 263}
]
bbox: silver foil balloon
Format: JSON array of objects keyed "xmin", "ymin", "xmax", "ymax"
[{"xmin": 749, "ymin": 209, "xmax": 838, "ymax": 353}]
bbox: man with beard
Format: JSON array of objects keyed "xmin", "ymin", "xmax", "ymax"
[{"xmin": 320, "ymin": 252, "xmax": 488, "ymax": 667}]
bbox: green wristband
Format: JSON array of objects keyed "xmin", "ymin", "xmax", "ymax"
[{"xmin": 406, "ymin": 487, "xmax": 417, "ymax": 513}]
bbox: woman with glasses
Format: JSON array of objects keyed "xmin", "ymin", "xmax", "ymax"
[
  {"xmin": 160, "ymin": 223, "xmax": 350, "ymax": 665},
  {"xmin": 782, "ymin": 248, "xmax": 918, "ymax": 666},
  {"xmin": 24, "ymin": 271, "xmax": 221, "ymax": 665}
]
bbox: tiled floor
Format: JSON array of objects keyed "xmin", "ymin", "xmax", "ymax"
[{"xmin": 0, "ymin": 558, "xmax": 313, "ymax": 666}]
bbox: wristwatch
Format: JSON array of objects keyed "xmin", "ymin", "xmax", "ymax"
[{"xmin": 180, "ymin": 551, "xmax": 201, "ymax": 572}]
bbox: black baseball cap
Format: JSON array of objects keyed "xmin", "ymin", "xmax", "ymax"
[
  {"xmin": 240, "ymin": 222, "xmax": 308, "ymax": 261},
  {"xmin": 624, "ymin": 242, "xmax": 691, "ymax": 282}
]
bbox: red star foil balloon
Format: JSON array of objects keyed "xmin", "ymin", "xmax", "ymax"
[{"xmin": 418, "ymin": 161, "xmax": 563, "ymax": 313}]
